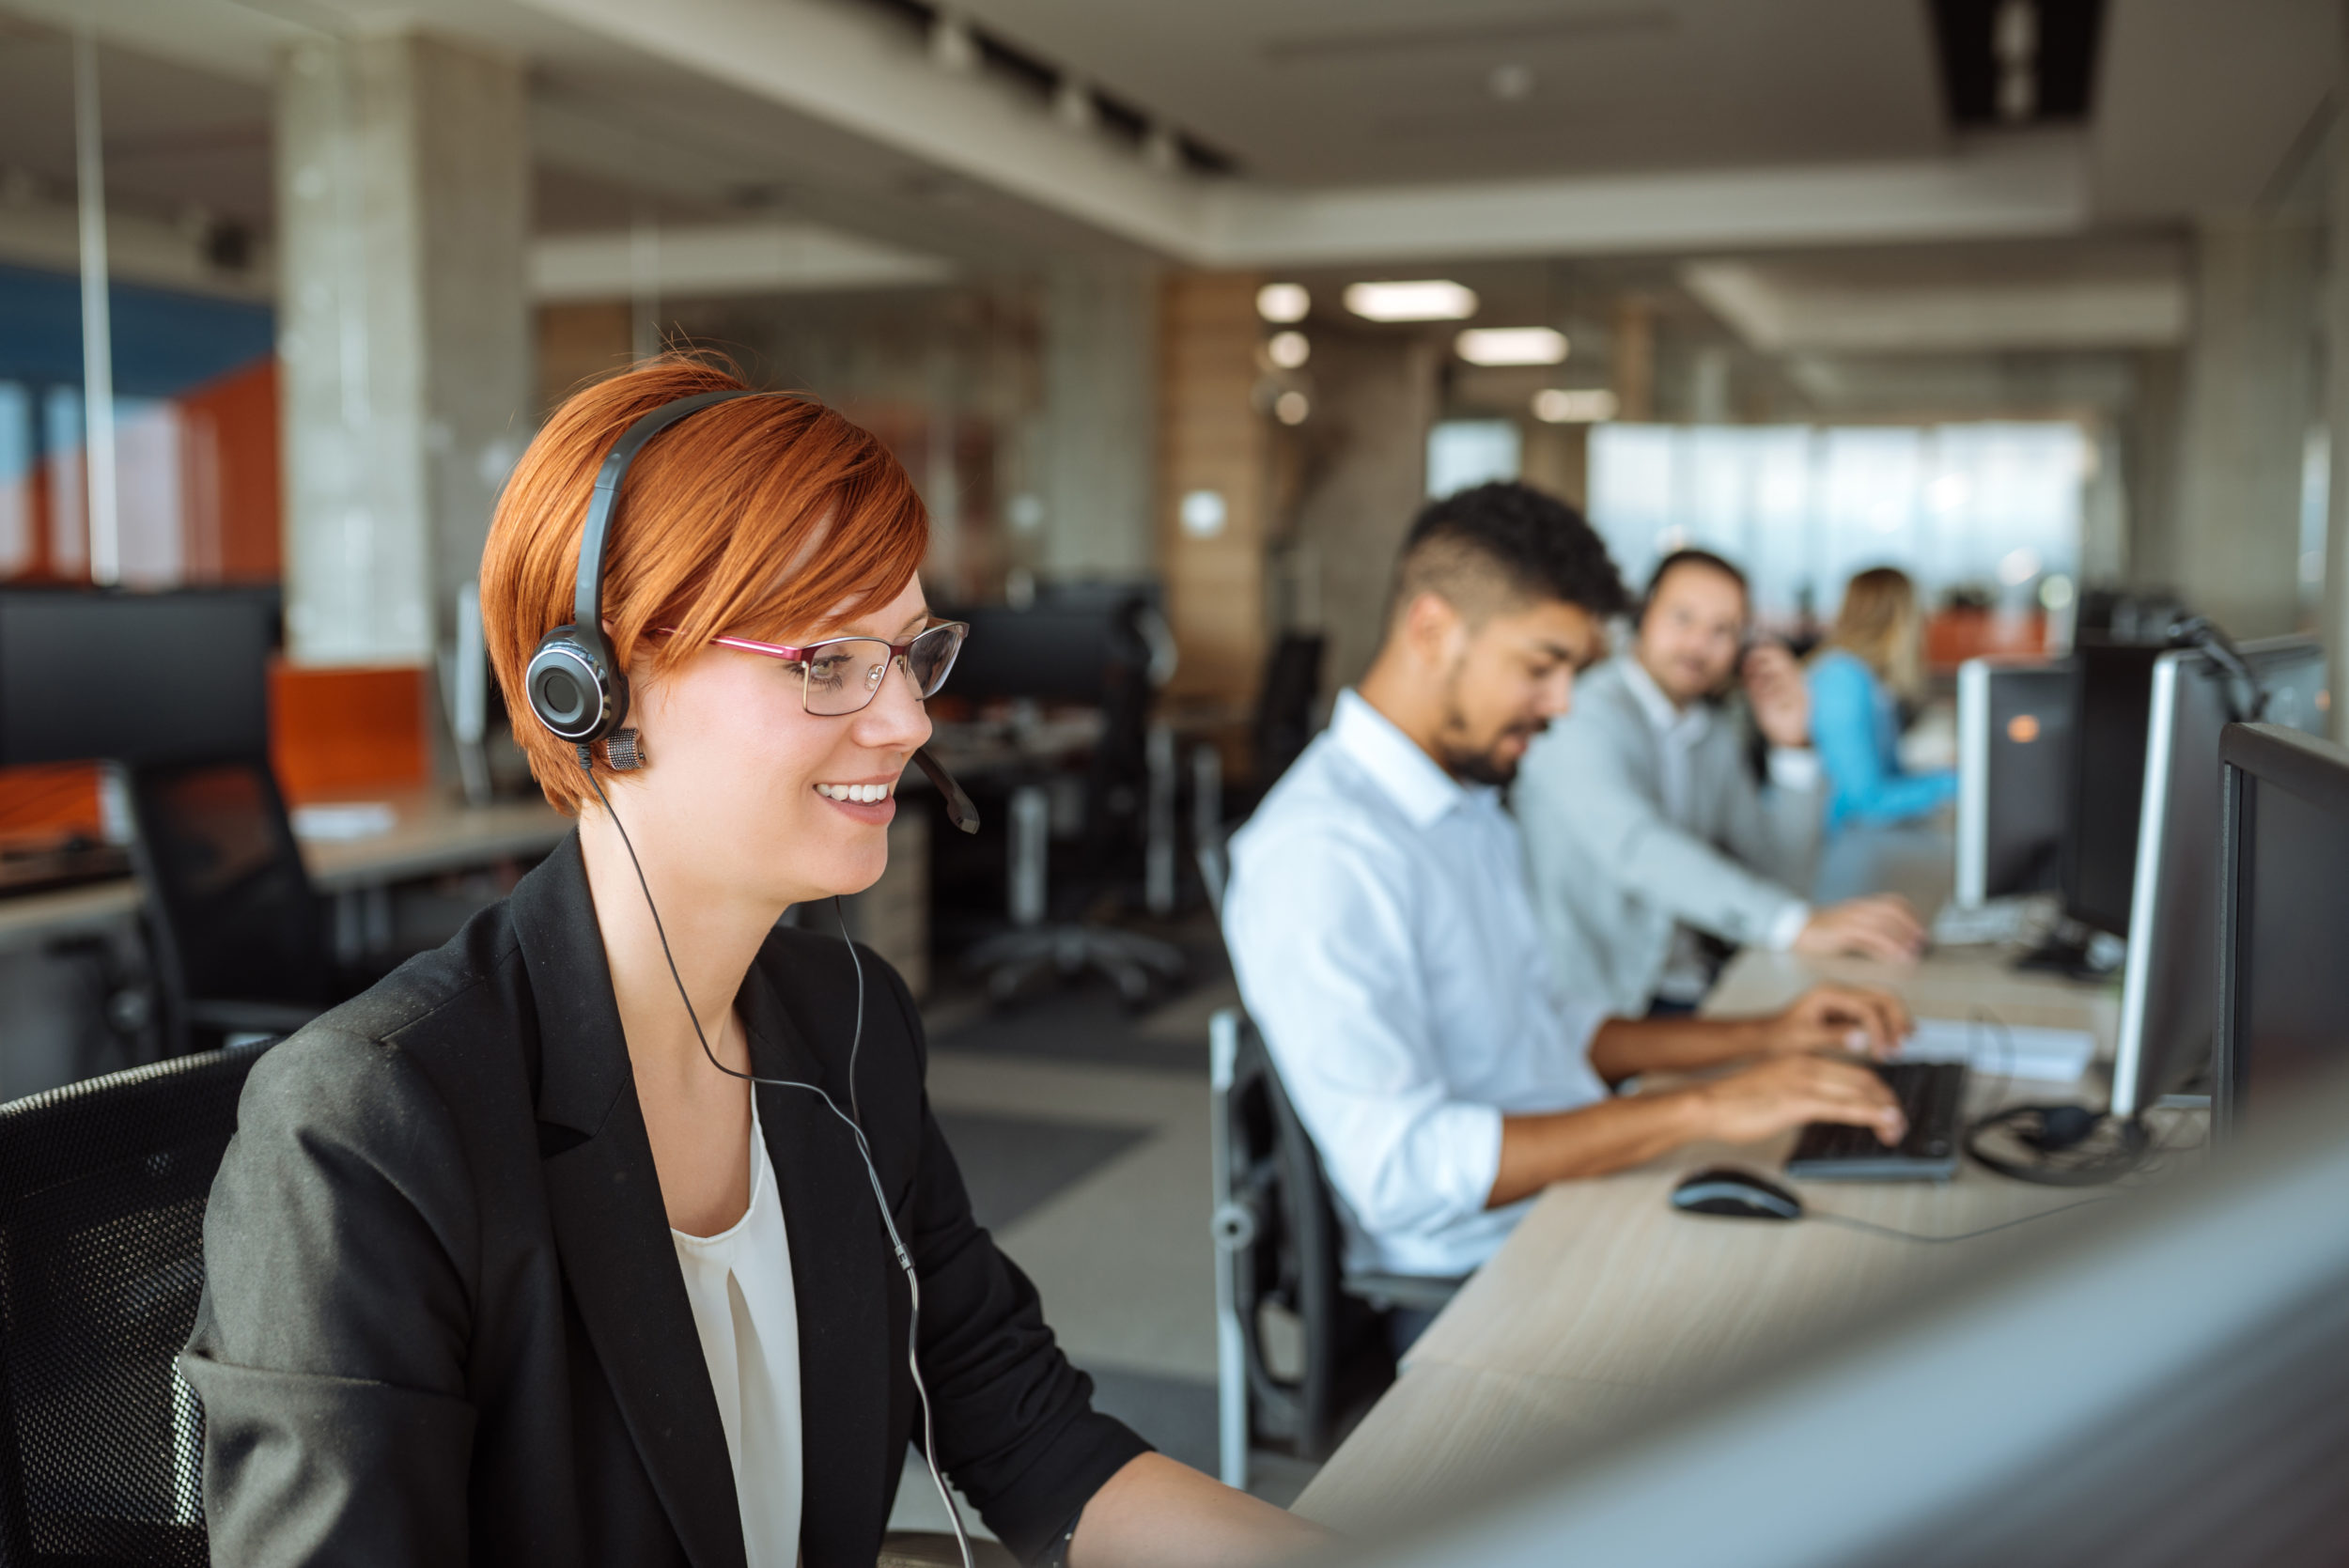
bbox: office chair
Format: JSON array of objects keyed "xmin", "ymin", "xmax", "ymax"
[
  {"xmin": 1188, "ymin": 634, "xmax": 1323, "ymax": 918},
  {"xmin": 961, "ymin": 595, "xmax": 1185, "ymax": 1005},
  {"xmin": 122, "ymin": 757, "xmax": 343, "ymax": 1057},
  {"xmin": 1207, "ymin": 1007, "xmax": 1462, "ymax": 1489},
  {"xmin": 0, "ymin": 1038, "xmax": 273, "ymax": 1567},
  {"xmin": 1252, "ymin": 633, "xmax": 1325, "ymax": 795}
]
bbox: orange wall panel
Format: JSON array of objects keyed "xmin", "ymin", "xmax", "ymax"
[
  {"xmin": 178, "ymin": 358, "xmax": 284, "ymax": 582},
  {"xmin": 270, "ymin": 661, "xmax": 430, "ymax": 803}
]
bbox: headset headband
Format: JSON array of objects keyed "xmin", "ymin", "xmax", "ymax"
[{"xmin": 574, "ymin": 389, "xmax": 759, "ymax": 634}]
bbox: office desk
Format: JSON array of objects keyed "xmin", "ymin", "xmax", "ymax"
[
  {"xmin": 1291, "ymin": 939, "xmax": 2139, "ymax": 1535},
  {"xmin": 0, "ymin": 791, "xmax": 568, "ymax": 955}
]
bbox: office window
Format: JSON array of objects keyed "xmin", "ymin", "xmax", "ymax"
[
  {"xmin": 43, "ymin": 388, "xmax": 86, "ymax": 577},
  {"xmin": 1427, "ymin": 419, "xmax": 1521, "ymax": 499},
  {"xmin": 1588, "ymin": 421, "xmax": 2086, "ymax": 626},
  {"xmin": 0, "ymin": 384, "xmax": 28, "ymax": 577}
]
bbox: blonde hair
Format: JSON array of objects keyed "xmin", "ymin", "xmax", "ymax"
[{"xmin": 1825, "ymin": 567, "xmax": 1925, "ymax": 697}]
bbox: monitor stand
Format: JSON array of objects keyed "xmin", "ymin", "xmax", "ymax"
[{"xmin": 2014, "ymin": 922, "xmax": 2124, "ymax": 982}]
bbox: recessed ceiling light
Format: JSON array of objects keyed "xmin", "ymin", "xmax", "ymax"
[
  {"xmin": 1532, "ymin": 388, "xmax": 1619, "ymax": 424},
  {"xmin": 1257, "ymin": 282, "xmax": 1310, "ymax": 323},
  {"xmin": 1488, "ymin": 62, "xmax": 1535, "ymax": 101},
  {"xmin": 1344, "ymin": 280, "xmax": 1479, "ymax": 322},
  {"xmin": 1268, "ymin": 331, "xmax": 1311, "ymax": 369},
  {"xmin": 1456, "ymin": 327, "xmax": 1568, "ymax": 366},
  {"xmin": 1274, "ymin": 390, "xmax": 1311, "ymax": 425}
]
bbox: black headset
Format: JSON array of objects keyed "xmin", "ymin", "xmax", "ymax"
[
  {"xmin": 523, "ymin": 389, "xmax": 754, "ymax": 762},
  {"xmin": 521, "ymin": 387, "xmax": 978, "ymax": 831}
]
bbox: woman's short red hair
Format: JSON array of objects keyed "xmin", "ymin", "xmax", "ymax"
[{"xmin": 481, "ymin": 355, "xmax": 929, "ymax": 814}]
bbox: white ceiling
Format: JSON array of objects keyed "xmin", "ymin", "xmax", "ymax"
[
  {"xmin": 2, "ymin": 0, "xmax": 2337, "ymax": 323},
  {"xmin": 948, "ymin": 0, "xmax": 1952, "ymax": 186}
]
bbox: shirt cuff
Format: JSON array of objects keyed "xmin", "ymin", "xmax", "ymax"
[
  {"xmin": 1766, "ymin": 899, "xmax": 1812, "ymax": 953},
  {"xmin": 1766, "ymin": 746, "xmax": 1823, "ymax": 791}
]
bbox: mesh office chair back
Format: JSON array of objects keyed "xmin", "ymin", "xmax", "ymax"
[
  {"xmin": 124, "ymin": 758, "xmax": 332, "ymax": 1052},
  {"xmin": 0, "ymin": 1040, "xmax": 270, "ymax": 1566},
  {"xmin": 1212, "ymin": 1015, "xmax": 1394, "ymax": 1463}
]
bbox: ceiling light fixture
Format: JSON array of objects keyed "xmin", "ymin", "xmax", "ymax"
[
  {"xmin": 1053, "ymin": 78, "xmax": 1097, "ymax": 132},
  {"xmin": 1531, "ymin": 388, "xmax": 1618, "ymax": 424},
  {"xmin": 1488, "ymin": 62, "xmax": 1535, "ymax": 101},
  {"xmin": 1456, "ymin": 326, "xmax": 1568, "ymax": 366},
  {"xmin": 1345, "ymin": 280, "xmax": 1479, "ymax": 322},
  {"xmin": 1274, "ymin": 390, "xmax": 1311, "ymax": 426},
  {"xmin": 928, "ymin": 11, "xmax": 978, "ymax": 73},
  {"xmin": 1268, "ymin": 331, "xmax": 1311, "ymax": 369},
  {"xmin": 1143, "ymin": 124, "xmax": 1183, "ymax": 174},
  {"xmin": 1993, "ymin": 0, "xmax": 2038, "ymax": 122},
  {"xmin": 1257, "ymin": 283, "xmax": 1310, "ymax": 323}
]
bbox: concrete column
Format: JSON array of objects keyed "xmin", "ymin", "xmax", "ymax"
[
  {"xmin": 2170, "ymin": 211, "xmax": 2320, "ymax": 640},
  {"xmin": 1610, "ymin": 296, "xmax": 1656, "ymax": 423},
  {"xmin": 2326, "ymin": 22, "xmax": 2349, "ymax": 734},
  {"xmin": 275, "ymin": 31, "xmax": 530, "ymax": 668},
  {"xmin": 1038, "ymin": 262, "xmax": 1157, "ymax": 582},
  {"xmin": 2121, "ymin": 349, "xmax": 2184, "ymax": 595},
  {"xmin": 1286, "ymin": 330, "xmax": 1441, "ymax": 703}
]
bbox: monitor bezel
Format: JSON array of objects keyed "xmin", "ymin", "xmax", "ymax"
[{"xmin": 2214, "ymin": 721, "xmax": 2349, "ymax": 1140}]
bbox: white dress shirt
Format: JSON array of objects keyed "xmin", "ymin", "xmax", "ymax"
[
  {"xmin": 672, "ymin": 1098, "xmax": 803, "ymax": 1568},
  {"xmin": 1224, "ymin": 689, "xmax": 1611, "ymax": 1278},
  {"xmin": 1618, "ymin": 659, "xmax": 1816, "ymax": 1001}
]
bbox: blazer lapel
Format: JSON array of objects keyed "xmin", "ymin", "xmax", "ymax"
[
  {"xmin": 511, "ymin": 838, "xmax": 749, "ymax": 1568},
  {"xmin": 738, "ymin": 960, "xmax": 898, "ymax": 1564}
]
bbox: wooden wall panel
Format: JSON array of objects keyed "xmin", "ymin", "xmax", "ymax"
[{"xmin": 1157, "ymin": 272, "xmax": 1268, "ymax": 715}]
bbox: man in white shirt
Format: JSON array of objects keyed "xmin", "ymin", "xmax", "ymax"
[
  {"xmin": 1224, "ymin": 485, "xmax": 1910, "ymax": 1305},
  {"xmin": 1518, "ymin": 550, "xmax": 1927, "ymax": 1017}
]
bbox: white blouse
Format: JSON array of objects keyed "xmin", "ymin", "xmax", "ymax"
[{"xmin": 671, "ymin": 1098, "xmax": 804, "ymax": 1567}]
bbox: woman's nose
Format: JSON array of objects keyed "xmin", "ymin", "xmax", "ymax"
[{"xmin": 854, "ymin": 655, "xmax": 933, "ymax": 750}]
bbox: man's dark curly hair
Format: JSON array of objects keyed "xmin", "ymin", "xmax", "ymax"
[{"xmin": 1389, "ymin": 481, "xmax": 1629, "ymax": 627}]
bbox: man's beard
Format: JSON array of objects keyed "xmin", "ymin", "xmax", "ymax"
[{"xmin": 1437, "ymin": 666, "xmax": 1547, "ymax": 786}]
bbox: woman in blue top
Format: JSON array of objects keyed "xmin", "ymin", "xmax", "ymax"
[{"xmin": 1807, "ymin": 567, "xmax": 1955, "ymax": 831}]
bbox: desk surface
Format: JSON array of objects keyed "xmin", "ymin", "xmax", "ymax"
[
  {"xmin": 1292, "ymin": 934, "xmax": 2139, "ymax": 1534},
  {"xmin": 0, "ymin": 790, "xmax": 568, "ymax": 953}
]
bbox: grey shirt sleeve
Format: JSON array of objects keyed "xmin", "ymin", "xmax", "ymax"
[{"xmin": 1529, "ymin": 706, "xmax": 1808, "ymax": 949}]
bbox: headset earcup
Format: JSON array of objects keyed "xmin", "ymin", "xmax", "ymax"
[{"xmin": 525, "ymin": 625, "xmax": 627, "ymax": 743}]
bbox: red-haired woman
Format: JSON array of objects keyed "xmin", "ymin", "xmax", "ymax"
[{"xmin": 182, "ymin": 359, "xmax": 1325, "ymax": 1567}]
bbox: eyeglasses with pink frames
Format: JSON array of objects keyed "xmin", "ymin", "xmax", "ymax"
[{"xmin": 661, "ymin": 621, "xmax": 969, "ymax": 716}]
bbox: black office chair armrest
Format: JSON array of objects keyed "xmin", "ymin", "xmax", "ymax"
[{"xmin": 1341, "ymin": 1271, "xmax": 1469, "ymax": 1315}]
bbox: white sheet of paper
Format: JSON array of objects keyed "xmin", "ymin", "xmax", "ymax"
[
  {"xmin": 1893, "ymin": 1017, "xmax": 2096, "ymax": 1084},
  {"xmin": 290, "ymin": 801, "xmax": 397, "ymax": 842}
]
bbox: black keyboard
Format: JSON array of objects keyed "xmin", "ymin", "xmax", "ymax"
[{"xmin": 1785, "ymin": 1061, "xmax": 1968, "ymax": 1182}]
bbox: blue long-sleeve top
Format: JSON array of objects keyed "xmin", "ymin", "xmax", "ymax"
[{"xmin": 1807, "ymin": 648, "xmax": 1957, "ymax": 831}]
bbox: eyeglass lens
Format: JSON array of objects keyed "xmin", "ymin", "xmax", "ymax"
[{"xmin": 800, "ymin": 623, "xmax": 967, "ymax": 716}]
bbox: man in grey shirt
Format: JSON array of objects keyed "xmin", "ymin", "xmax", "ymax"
[{"xmin": 1517, "ymin": 549, "xmax": 1925, "ymax": 1017}]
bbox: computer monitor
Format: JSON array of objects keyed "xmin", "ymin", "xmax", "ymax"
[
  {"xmin": 2111, "ymin": 640, "xmax": 2326, "ymax": 1117},
  {"xmin": 2058, "ymin": 640, "xmax": 2168, "ymax": 936},
  {"xmin": 0, "ymin": 588, "xmax": 279, "ymax": 768},
  {"xmin": 2216, "ymin": 721, "xmax": 2349, "ymax": 1137},
  {"xmin": 1953, "ymin": 657, "xmax": 2073, "ymax": 908},
  {"xmin": 939, "ymin": 598, "xmax": 1148, "ymax": 706}
]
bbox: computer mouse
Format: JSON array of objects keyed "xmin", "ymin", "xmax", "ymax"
[{"xmin": 1670, "ymin": 1166, "xmax": 1805, "ymax": 1221}]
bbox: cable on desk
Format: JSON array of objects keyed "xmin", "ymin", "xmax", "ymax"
[
  {"xmin": 1808, "ymin": 1196, "xmax": 2115, "ymax": 1245},
  {"xmin": 1953, "ymin": 1005, "xmax": 2159, "ymax": 1188}
]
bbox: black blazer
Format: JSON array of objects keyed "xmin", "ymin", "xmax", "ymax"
[{"xmin": 181, "ymin": 835, "xmax": 1147, "ymax": 1566}]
